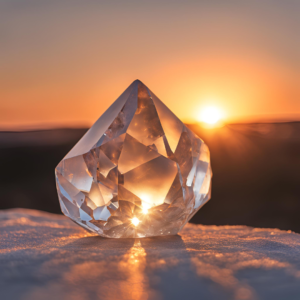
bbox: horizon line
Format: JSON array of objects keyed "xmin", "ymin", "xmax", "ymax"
[{"xmin": 1, "ymin": 119, "xmax": 300, "ymax": 132}]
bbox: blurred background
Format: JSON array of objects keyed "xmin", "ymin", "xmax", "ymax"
[{"xmin": 0, "ymin": 0, "xmax": 299, "ymax": 231}]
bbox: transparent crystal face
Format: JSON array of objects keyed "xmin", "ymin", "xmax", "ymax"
[{"xmin": 55, "ymin": 80, "xmax": 212, "ymax": 238}]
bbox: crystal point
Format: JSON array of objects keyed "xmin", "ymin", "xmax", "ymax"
[{"xmin": 55, "ymin": 80, "xmax": 212, "ymax": 238}]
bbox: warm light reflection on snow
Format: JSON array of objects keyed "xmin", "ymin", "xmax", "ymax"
[{"xmin": 2, "ymin": 210, "xmax": 300, "ymax": 300}]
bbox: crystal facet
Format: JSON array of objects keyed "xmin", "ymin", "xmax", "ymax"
[{"xmin": 55, "ymin": 80, "xmax": 212, "ymax": 238}]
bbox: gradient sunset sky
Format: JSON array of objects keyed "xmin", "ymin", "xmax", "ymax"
[{"xmin": 0, "ymin": 0, "xmax": 299, "ymax": 129}]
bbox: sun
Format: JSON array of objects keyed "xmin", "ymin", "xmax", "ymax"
[{"xmin": 199, "ymin": 106, "xmax": 223, "ymax": 125}]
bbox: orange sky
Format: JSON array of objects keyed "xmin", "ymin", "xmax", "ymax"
[{"xmin": 0, "ymin": 0, "xmax": 299, "ymax": 129}]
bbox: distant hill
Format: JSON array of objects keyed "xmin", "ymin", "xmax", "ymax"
[{"xmin": 1, "ymin": 122, "xmax": 299, "ymax": 232}]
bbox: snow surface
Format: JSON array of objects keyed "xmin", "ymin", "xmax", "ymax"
[{"xmin": 1, "ymin": 209, "xmax": 300, "ymax": 300}]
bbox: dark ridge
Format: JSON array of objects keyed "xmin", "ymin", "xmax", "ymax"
[{"xmin": 1, "ymin": 122, "xmax": 300, "ymax": 232}]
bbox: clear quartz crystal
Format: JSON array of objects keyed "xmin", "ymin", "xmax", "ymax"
[{"xmin": 55, "ymin": 80, "xmax": 212, "ymax": 238}]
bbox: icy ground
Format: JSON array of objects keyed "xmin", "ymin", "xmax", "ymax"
[{"xmin": 1, "ymin": 209, "xmax": 300, "ymax": 300}]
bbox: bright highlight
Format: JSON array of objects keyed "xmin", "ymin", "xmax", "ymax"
[
  {"xmin": 141, "ymin": 203, "xmax": 150, "ymax": 214},
  {"xmin": 140, "ymin": 194, "xmax": 151, "ymax": 214},
  {"xmin": 200, "ymin": 106, "xmax": 222, "ymax": 125},
  {"xmin": 131, "ymin": 217, "xmax": 140, "ymax": 226},
  {"xmin": 142, "ymin": 207, "xmax": 148, "ymax": 214}
]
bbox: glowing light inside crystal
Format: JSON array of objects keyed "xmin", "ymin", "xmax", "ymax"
[
  {"xmin": 142, "ymin": 206, "xmax": 149, "ymax": 214},
  {"xmin": 131, "ymin": 217, "xmax": 140, "ymax": 226},
  {"xmin": 141, "ymin": 195, "xmax": 150, "ymax": 214},
  {"xmin": 55, "ymin": 80, "xmax": 212, "ymax": 238}
]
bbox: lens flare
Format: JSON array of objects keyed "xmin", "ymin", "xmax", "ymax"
[{"xmin": 131, "ymin": 217, "xmax": 140, "ymax": 226}]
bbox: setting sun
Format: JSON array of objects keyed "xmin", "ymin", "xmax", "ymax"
[{"xmin": 199, "ymin": 106, "xmax": 223, "ymax": 125}]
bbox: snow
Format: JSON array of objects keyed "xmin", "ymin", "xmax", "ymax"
[{"xmin": 1, "ymin": 209, "xmax": 300, "ymax": 300}]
